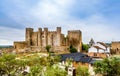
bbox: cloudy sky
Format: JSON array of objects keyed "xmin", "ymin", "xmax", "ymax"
[{"xmin": 0, "ymin": 0, "xmax": 120, "ymax": 45}]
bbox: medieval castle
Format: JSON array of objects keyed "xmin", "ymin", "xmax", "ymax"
[{"xmin": 14, "ymin": 27, "xmax": 82, "ymax": 53}]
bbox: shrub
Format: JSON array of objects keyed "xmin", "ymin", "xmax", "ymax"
[{"xmin": 69, "ymin": 45, "xmax": 77, "ymax": 53}]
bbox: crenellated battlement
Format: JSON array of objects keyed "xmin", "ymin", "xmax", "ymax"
[
  {"xmin": 68, "ymin": 30, "xmax": 81, "ymax": 33},
  {"xmin": 26, "ymin": 27, "xmax": 62, "ymax": 33},
  {"xmin": 49, "ymin": 31, "xmax": 57, "ymax": 33},
  {"xmin": 26, "ymin": 28, "xmax": 33, "ymax": 31}
]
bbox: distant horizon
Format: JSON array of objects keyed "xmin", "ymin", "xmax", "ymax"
[
  {"xmin": 0, "ymin": 0, "xmax": 120, "ymax": 45},
  {"xmin": 0, "ymin": 45, "xmax": 13, "ymax": 46}
]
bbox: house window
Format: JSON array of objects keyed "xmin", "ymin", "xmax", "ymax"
[{"xmin": 94, "ymin": 53, "xmax": 97, "ymax": 56}]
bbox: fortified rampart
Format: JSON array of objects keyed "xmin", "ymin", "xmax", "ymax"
[
  {"xmin": 14, "ymin": 27, "xmax": 82, "ymax": 53},
  {"xmin": 111, "ymin": 41, "xmax": 120, "ymax": 54}
]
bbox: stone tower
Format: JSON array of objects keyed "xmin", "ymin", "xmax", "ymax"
[
  {"xmin": 38, "ymin": 28, "xmax": 42, "ymax": 46},
  {"xmin": 43, "ymin": 28, "xmax": 48, "ymax": 47},
  {"xmin": 68, "ymin": 30, "xmax": 82, "ymax": 52},
  {"xmin": 26, "ymin": 28, "xmax": 33, "ymax": 47},
  {"xmin": 56, "ymin": 27, "xmax": 61, "ymax": 46}
]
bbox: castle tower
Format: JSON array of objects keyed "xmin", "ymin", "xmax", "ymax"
[
  {"xmin": 68, "ymin": 30, "xmax": 82, "ymax": 52},
  {"xmin": 56, "ymin": 27, "xmax": 61, "ymax": 46},
  {"xmin": 26, "ymin": 28, "xmax": 33, "ymax": 47},
  {"xmin": 57, "ymin": 27, "xmax": 61, "ymax": 33},
  {"xmin": 38, "ymin": 28, "xmax": 42, "ymax": 46},
  {"xmin": 43, "ymin": 28, "xmax": 48, "ymax": 47}
]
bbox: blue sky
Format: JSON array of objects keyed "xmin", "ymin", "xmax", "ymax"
[{"xmin": 0, "ymin": 0, "xmax": 120, "ymax": 45}]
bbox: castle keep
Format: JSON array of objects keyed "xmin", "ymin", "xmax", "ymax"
[{"xmin": 14, "ymin": 27, "xmax": 82, "ymax": 53}]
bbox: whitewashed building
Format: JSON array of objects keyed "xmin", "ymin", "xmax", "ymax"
[{"xmin": 88, "ymin": 42, "xmax": 110, "ymax": 53}]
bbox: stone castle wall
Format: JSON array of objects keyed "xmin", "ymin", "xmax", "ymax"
[
  {"xmin": 14, "ymin": 41, "xmax": 27, "ymax": 52},
  {"xmin": 14, "ymin": 27, "xmax": 82, "ymax": 53},
  {"xmin": 111, "ymin": 42, "xmax": 120, "ymax": 54}
]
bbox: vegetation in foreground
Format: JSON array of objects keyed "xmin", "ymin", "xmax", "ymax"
[
  {"xmin": 76, "ymin": 66, "xmax": 89, "ymax": 76},
  {"xmin": 0, "ymin": 53, "xmax": 89, "ymax": 76},
  {"xmin": 94, "ymin": 57, "xmax": 120, "ymax": 76},
  {"xmin": 0, "ymin": 54, "xmax": 66, "ymax": 76}
]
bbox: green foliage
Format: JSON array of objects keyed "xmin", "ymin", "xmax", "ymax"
[
  {"xmin": 0, "ymin": 53, "xmax": 66, "ymax": 76},
  {"xmin": 29, "ymin": 65, "xmax": 43, "ymax": 76},
  {"xmin": 69, "ymin": 45, "xmax": 77, "ymax": 53},
  {"xmin": 0, "ymin": 54, "xmax": 23, "ymax": 75},
  {"xmin": 76, "ymin": 65, "xmax": 89, "ymax": 76},
  {"xmin": 52, "ymin": 55, "xmax": 61, "ymax": 64},
  {"xmin": 94, "ymin": 57, "xmax": 120, "ymax": 76},
  {"xmin": 45, "ymin": 45, "xmax": 51, "ymax": 53},
  {"xmin": 82, "ymin": 43, "xmax": 89, "ymax": 52},
  {"xmin": 44, "ymin": 66, "xmax": 67, "ymax": 76},
  {"xmin": 66, "ymin": 58, "xmax": 73, "ymax": 67}
]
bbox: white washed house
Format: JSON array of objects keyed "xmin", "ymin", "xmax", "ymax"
[{"xmin": 88, "ymin": 42, "xmax": 110, "ymax": 53}]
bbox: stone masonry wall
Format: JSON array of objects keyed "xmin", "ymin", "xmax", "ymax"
[{"xmin": 111, "ymin": 42, "xmax": 120, "ymax": 54}]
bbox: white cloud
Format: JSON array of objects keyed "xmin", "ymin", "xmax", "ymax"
[
  {"xmin": 0, "ymin": 26, "xmax": 25, "ymax": 43},
  {"xmin": 0, "ymin": 0, "xmax": 120, "ymax": 45},
  {"xmin": 29, "ymin": 0, "xmax": 75, "ymax": 25}
]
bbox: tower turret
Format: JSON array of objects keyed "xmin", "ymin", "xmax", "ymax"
[
  {"xmin": 26, "ymin": 28, "xmax": 33, "ymax": 46},
  {"xmin": 57, "ymin": 27, "xmax": 61, "ymax": 33},
  {"xmin": 38, "ymin": 28, "xmax": 42, "ymax": 46},
  {"xmin": 43, "ymin": 28, "xmax": 48, "ymax": 46}
]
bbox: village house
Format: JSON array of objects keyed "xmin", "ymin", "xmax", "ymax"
[
  {"xmin": 60, "ymin": 52, "xmax": 92, "ymax": 76},
  {"xmin": 60, "ymin": 53, "xmax": 92, "ymax": 68},
  {"xmin": 88, "ymin": 39, "xmax": 110, "ymax": 58}
]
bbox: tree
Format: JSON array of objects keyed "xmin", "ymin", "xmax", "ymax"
[
  {"xmin": 76, "ymin": 65, "xmax": 89, "ymax": 76},
  {"xmin": 69, "ymin": 45, "xmax": 77, "ymax": 53},
  {"xmin": 29, "ymin": 64, "xmax": 43, "ymax": 76},
  {"xmin": 44, "ymin": 66, "xmax": 67, "ymax": 76},
  {"xmin": 0, "ymin": 54, "xmax": 23, "ymax": 76},
  {"xmin": 46, "ymin": 45, "xmax": 51, "ymax": 53},
  {"xmin": 0, "ymin": 53, "xmax": 68, "ymax": 76},
  {"xmin": 94, "ymin": 57, "xmax": 120, "ymax": 76},
  {"xmin": 82, "ymin": 43, "xmax": 89, "ymax": 52}
]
